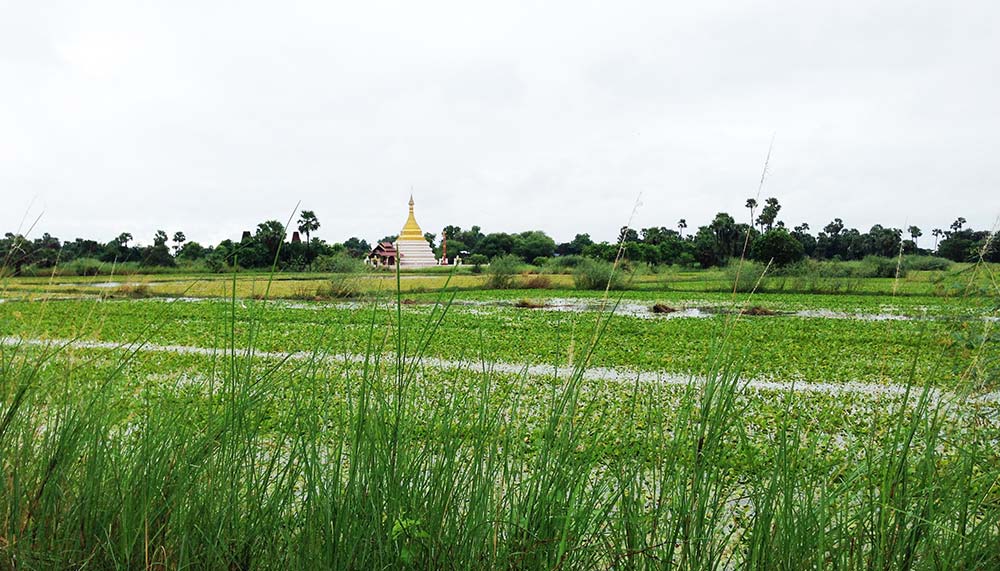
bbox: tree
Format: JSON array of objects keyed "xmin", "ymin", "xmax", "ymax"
[
  {"xmin": 950, "ymin": 217, "xmax": 967, "ymax": 233},
  {"xmin": 677, "ymin": 219, "xmax": 687, "ymax": 238},
  {"xmin": 176, "ymin": 241, "xmax": 207, "ymax": 260},
  {"xmin": 513, "ymin": 231, "xmax": 556, "ymax": 262},
  {"xmin": 931, "ymin": 228, "xmax": 944, "ymax": 249},
  {"xmin": 424, "ymin": 232, "xmax": 436, "ymax": 248},
  {"xmin": 823, "ymin": 218, "xmax": 844, "ymax": 236},
  {"xmin": 618, "ymin": 226, "xmax": 639, "ymax": 244},
  {"xmin": 296, "ymin": 210, "xmax": 320, "ymax": 245},
  {"xmin": 751, "ymin": 229, "xmax": 805, "ymax": 266},
  {"xmin": 117, "ymin": 232, "xmax": 133, "ymax": 248},
  {"xmin": 255, "ymin": 220, "xmax": 287, "ymax": 263},
  {"xmin": 172, "ymin": 231, "xmax": 186, "ymax": 255},
  {"xmin": 458, "ymin": 226, "xmax": 484, "ymax": 251},
  {"xmin": 745, "ymin": 198, "xmax": 758, "ymax": 227},
  {"xmin": 474, "ymin": 233, "xmax": 516, "ymax": 259},
  {"xmin": 791, "ymin": 224, "xmax": 816, "ymax": 257},
  {"xmin": 342, "ymin": 237, "xmax": 371, "ymax": 258},
  {"xmin": 755, "ymin": 197, "xmax": 782, "ymax": 231},
  {"xmin": 556, "ymin": 233, "xmax": 594, "ymax": 256},
  {"xmin": 907, "ymin": 226, "xmax": 922, "ymax": 249},
  {"xmin": 863, "ymin": 225, "xmax": 902, "ymax": 258},
  {"xmin": 143, "ymin": 230, "xmax": 175, "ymax": 267}
]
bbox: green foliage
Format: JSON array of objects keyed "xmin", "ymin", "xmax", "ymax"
[
  {"xmin": 313, "ymin": 252, "xmax": 366, "ymax": 273},
  {"xmin": 0, "ymin": 286, "xmax": 997, "ymax": 568},
  {"xmin": 573, "ymin": 258, "xmax": 624, "ymax": 290},
  {"xmin": 342, "ymin": 236, "xmax": 371, "ymax": 258},
  {"xmin": 544, "ymin": 254, "xmax": 585, "ymax": 272},
  {"xmin": 901, "ymin": 255, "xmax": 952, "ymax": 271},
  {"xmin": 466, "ymin": 254, "xmax": 488, "ymax": 274},
  {"xmin": 485, "ymin": 254, "xmax": 521, "ymax": 289},
  {"xmin": 751, "ymin": 229, "xmax": 805, "ymax": 266}
]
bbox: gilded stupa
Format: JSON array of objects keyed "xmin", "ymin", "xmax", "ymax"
[{"xmin": 395, "ymin": 195, "xmax": 438, "ymax": 268}]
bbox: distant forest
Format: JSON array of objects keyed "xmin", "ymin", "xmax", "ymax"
[{"xmin": 2, "ymin": 199, "xmax": 998, "ymax": 275}]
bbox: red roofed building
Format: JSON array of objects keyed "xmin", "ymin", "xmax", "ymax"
[{"xmin": 369, "ymin": 241, "xmax": 398, "ymax": 268}]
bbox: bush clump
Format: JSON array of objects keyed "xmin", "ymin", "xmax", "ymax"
[
  {"xmin": 541, "ymin": 255, "xmax": 586, "ymax": 274},
  {"xmin": 485, "ymin": 254, "xmax": 522, "ymax": 289},
  {"xmin": 111, "ymin": 284, "xmax": 153, "ymax": 298},
  {"xmin": 901, "ymin": 255, "xmax": 953, "ymax": 272},
  {"xmin": 573, "ymin": 258, "xmax": 624, "ymax": 290},
  {"xmin": 520, "ymin": 274, "xmax": 552, "ymax": 289},
  {"xmin": 467, "ymin": 254, "xmax": 488, "ymax": 274},
  {"xmin": 313, "ymin": 253, "xmax": 366, "ymax": 274}
]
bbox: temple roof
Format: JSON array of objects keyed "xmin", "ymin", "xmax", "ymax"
[{"xmin": 399, "ymin": 194, "xmax": 425, "ymax": 241}]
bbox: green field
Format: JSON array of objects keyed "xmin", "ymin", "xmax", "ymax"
[{"xmin": 2, "ymin": 266, "xmax": 999, "ymax": 568}]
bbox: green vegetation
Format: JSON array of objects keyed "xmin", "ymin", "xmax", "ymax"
[
  {"xmin": 4, "ymin": 203, "xmax": 998, "ymax": 277},
  {"xmin": 573, "ymin": 258, "xmax": 625, "ymax": 290},
  {"xmin": 2, "ymin": 232, "xmax": 998, "ymax": 568},
  {"xmin": 1, "ymin": 277, "xmax": 998, "ymax": 568}
]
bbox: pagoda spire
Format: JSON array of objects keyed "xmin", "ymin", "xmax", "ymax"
[{"xmin": 400, "ymin": 194, "xmax": 424, "ymax": 240}]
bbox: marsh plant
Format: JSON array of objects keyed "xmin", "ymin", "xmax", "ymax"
[
  {"xmin": 484, "ymin": 254, "xmax": 521, "ymax": 289},
  {"xmin": 1, "ymin": 264, "xmax": 998, "ymax": 569},
  {"xmin": 573, "ymin": 257, "xmax": 625, "ymax": 290}
]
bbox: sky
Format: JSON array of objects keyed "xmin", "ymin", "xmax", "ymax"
[{"xmin": 1, "ymin": 0, "xmax": 998, "ymax": 247}]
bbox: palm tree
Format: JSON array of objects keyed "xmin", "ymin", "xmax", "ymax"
[
  {"xmin": 949, "ymin": 217, "xmax": 967, "ymax": 233},
  {"xmin": 677, "ymin": 219, "xmax": 687, "ymax": 238},
  {"xmin": 172, "ymin": 231, "xmax": 186, "ymax": 255},
  {"xmin": 931, "ymin": 228, "xmax": 943, "ymax": 249},
  {"xmin": 297, "ymin": 210, "xmax": 321, "ymax": 246},
  {"xmin": 745, "ymin": 198, "xmax": 758, "ymax": 228},
  {"xmin": 907, "ymin": 226, "xmax": 922, "ymax": 249}
]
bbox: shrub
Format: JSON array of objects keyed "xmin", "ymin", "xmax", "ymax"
[
  {"xmin": 485, "ymin": 254, "xmax": 521, "ymax": 289},
  {"xmin": 205, "ymin": 254, "xmax": 226, "ymax": 273},
  {"xmin": 531, "ymin": 256, "xmax": 550, "ymax": 267},
  {"xmin": 540, "ymin": 255, "xmax": 585, "ymax": 274},
  {"xmin": 520, "ymin": 274, "xmax": 552, "ymax": 289},
  {"xmin": 859, "ymin": 256, "xmax": 904, "ymax": 278},
  {"xmin": 111, "ymin": 284, "xmax": 153, "ymax": 298},
  {"xmin": 314, "ymin": 252, "xmax": 366, "ymax": 274},
  {"xmin": 901, "ymin": 255, "xmax": 953, "ymax": 272},
  {"xmin": 320, "ymin": 274, "xmax": 364, "ymax": 298},
  {"xmin": 725, "ymin": 261, "xmax": 770, "ymax": 293},
  {"xmin": 573, "ymin": 258, "xmax": 624, "ymax": 290},
  {"xmin": 467, "ymin": 254, "xmax": 488, "ymax": 274},
  {"xmin": 65, "ymin": 258, "xmax": 104, "ymax": 276}
]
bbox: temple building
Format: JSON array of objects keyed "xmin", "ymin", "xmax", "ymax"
[
  {"xmin": 368, "ymin": 241, "xmax": 397, "ymax": 267},
  {"xmin": 395, "ymin": 195, "xmax": 438, "ymax": 268}
]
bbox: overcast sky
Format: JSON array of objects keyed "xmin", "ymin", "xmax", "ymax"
[{"xmin": 2, "ymin": 0, "xmax": 997, "ymax": 246}]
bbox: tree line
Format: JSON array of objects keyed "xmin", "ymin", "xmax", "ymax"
[{"xmin": 2, "ymin": 199, "xmax": 997, "ymax": 275}]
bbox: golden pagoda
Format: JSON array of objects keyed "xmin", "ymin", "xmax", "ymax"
[
  {"xmin": 395, "ymin": 195, "xmax": 438, "ymax": 268},
  {"xmin": 400, "ymin": 195, "xmax": 425, "ymax": 240}
]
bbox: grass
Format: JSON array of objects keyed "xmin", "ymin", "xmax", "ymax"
[
  {"xmin": 1, "ymin": 259, "xmax": 998, "ymax": 568},
  {"xmin": 6, "ymin": 262, "xmax": 995, "ymax": 301},
  {"xmin": 1, "ymin": 292, "xmax": 995, "ymax": 387}
]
